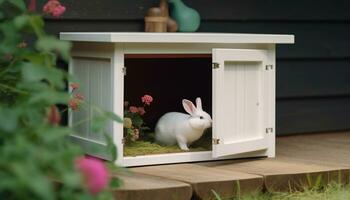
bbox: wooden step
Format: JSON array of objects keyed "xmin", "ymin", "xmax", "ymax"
[
  {"xmin": 113, "ymin": 172, "xmax": 192, "ymax": 200},
  {"xmin": 199, "ymin": 158, "xmax": 350, "ymax": 192},
  {"xmin": 132, "ymin": 164, "xmax": 263, "ymax": 200}
]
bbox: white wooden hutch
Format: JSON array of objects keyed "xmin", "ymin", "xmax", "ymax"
[{"xmin": 60, "ymin": 32, "xmax": 294, "ymax": 167}]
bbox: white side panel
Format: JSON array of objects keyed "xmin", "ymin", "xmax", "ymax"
[
  {"xmin": 70, "ymin": 57, "xmax": 113, "ymax": 159},
  {"xmin": 212, "ymin": 49, "xmax": 271, "ymax": 158},
  {"xmin": 71, "ymin": 58, "xmax": 90, "ymax": 139},
  {"xmin": 89, "ymin": 59, "xmax": 113, "ymax": 142}
]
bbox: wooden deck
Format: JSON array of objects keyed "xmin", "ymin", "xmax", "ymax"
[{"xmin": 113, "ymin": 131, "xmax": 350, "ymax": 200}]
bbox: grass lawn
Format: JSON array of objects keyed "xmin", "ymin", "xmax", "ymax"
[{"xmin": 213, "ymin": 183, "xmax": 350, "ymax": 200}]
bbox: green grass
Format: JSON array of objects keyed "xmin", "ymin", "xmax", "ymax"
[
  {"xmin": 124, "ymin": 130, "xmax": 213, "ymax": 156},
  {"xmin": 123, "ymin": 140, "xmax": 210, "ymax": 157},
  {"xmin": 212, "ymin": 183, "xmax": 350, "ymax": 200}
]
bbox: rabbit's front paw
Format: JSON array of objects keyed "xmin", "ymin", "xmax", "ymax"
[
  {"xmin": 178, "ymin": 142, "xmax": 189, "ymax": 151},
  {"xmin": 176, "ymin": 135, "xmax": 190, "ymax": 151}
]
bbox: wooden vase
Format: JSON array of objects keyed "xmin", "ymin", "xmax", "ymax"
[
  {"xmin": 145, "ymin": 16, "xmax": 167, "ymax": 32},
  {"xmin": 144, "ymin": 0, "xmax": 178, "ymax": 32}
]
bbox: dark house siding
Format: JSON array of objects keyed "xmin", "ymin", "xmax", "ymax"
[{"xmin": 46, "ymin": 0, "xmax": 350, "ymax": 135}]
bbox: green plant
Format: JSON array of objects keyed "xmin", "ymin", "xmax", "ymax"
[
  {"xmin": 211, "ymin": 183, "xmax": 350, "ymax": 200},
  {"xmin": 0, "ymin": 0, "xmax": 122, "ymax": 199},
  {"xmin": 123, "ymin": 94, "xmax": 153, "ymax": 143}
]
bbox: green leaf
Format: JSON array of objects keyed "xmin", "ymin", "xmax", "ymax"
[
  {"xmin": 126, "ymin": 128, "xmax": 133, "ymax": 136},
  {"xmin": 91, "ymin": 116, "xmax": 107, "ymax": 133},
  {"xmin": 7, "ymin": 0, "xmax": 26, "ymax": 11},
  {"xmin": 62, "ymin": 172, "xmax": 81, "ymax": 188},
  {"xmin": 132, "ymin": 115, "xmax": 143, "ymax": 127},
  {"xmin": 211, "ymin": 189, "xmax": 223, "ymax": 200},
  {"xmin": 11, "ymin": 163, "xmax": 54, "ymax": 200},
  {"xmin": 20, "ymin": 62, "xmax": 65, "ymax": 88},
  {"xmin": 28, "ymin": 90, "xmax": 69, "ymax": 105},
  {"xmin": 104, "ymin": 133, "xmax": 117, "ymax": 161},
  {"xmin": 36, "ymin": 36, "xmax": 72, "ymax": 61},
  {"xmin": 104, "ymin": 111, "xmax": 123, "ymax": 123},
  {"xmin": 14, "ymin": 15, "xmax": 29, "ymax": 29},
  {"xmin": 28, "ymin": 15, "xmax": 44, "ymax": 36},
  {"xmin": 109, "ymin": 178, "xmax": 122, "ymax": 189},
  {"xmin": 0, "ymin": 21, "xmax": 21, "ymax": 54},
  {"xmin": 0, "ymin": 106, "xmax": 18, "ymax": 132},
  {"xmin": 40, "ymin": 127, "xmax": 72, "ymax": 143}
]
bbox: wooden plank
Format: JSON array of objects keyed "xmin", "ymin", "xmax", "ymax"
[
  {"xmin": 132, "ymin": 164, "xmax": 263, "ymax": 200},
  {"xmin": 277, "ymin": 131, "xmax": 350, "ymax": 168},
  {"xmin": 277, "ymin": 97, "xmax": 350, "ymax": 134},
  {"xmin": 54, "ymin": 0, "xmax": 350, "ymax": 21},
  {"xmin": 277, "ymin": 59, "xmax": 350, "ymax": 98},
  {"xmin": 199, "ymin": 159, "xmax": 349, "ymax": 192},
  {"xmin": 113, "ymin": 172, "xmax": 192, "ymax": 200}
]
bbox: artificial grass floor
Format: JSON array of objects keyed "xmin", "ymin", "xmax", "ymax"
[
  {"xmin": 124, "ymin": 130, "xmax": 212, "ymax": 157},
  {"xmin": 123, "ymin": 140, "xmax": 211, "ymax": 157}
]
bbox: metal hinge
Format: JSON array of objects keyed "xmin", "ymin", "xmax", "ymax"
[
  {"xmin": 265, "ymin": 64, "xmax": 273, "ymax": 70},
  {"xmin": 212, "ymin": 62, "xmax": 220, "ymax": 69},
  {"xmin": 266, "ymin": 128, "xmax": 273, "ymax": 133},
  {"xmin": 122, "ymin": 66, "xmax": 127, "ymax": 75},
  {"xmin": 212, "ymin": 138, "xmax": 220, "ymax": 145}
]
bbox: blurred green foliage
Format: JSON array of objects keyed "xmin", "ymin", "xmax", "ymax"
[{"xmin": 0, "ymin": 0, "xmax": 122, "ymax": 199}]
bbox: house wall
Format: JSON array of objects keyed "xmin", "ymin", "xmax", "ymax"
[{"xmin": 47, "ymin": 0, "xmax": 350, "ymax": 135}]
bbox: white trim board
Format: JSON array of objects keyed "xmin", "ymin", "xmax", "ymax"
[
  {"xmin": 123, "ymin": 149, "xmax": 268, "ymax": 167},
  {"xmin": 60, "ymin": 32, "xmax": 294, "ymax": 44}
]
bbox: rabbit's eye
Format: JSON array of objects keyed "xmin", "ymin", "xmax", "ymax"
[{"xmin": 200, "ymin": 116, "xmax": 204, "ymax": 119}]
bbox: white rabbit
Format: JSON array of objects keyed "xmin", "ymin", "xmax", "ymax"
[{"xmin": 155, "ymin": 97, "xmax": 212, "ymax": 150}]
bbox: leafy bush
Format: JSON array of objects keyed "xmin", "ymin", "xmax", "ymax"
[{"xmin": 0, "ymin": 0, "xmax": 121, "ymax": 199}]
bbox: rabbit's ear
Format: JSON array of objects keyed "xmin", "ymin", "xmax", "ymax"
[
  {"xmin": 196, "ymin": 97, "xmax": 202, "ymax": 111},
  {"xmin": 182, "ymin": 99, "xmax": 196, "ymax": 115}
]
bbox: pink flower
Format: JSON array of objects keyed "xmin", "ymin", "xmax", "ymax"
[
  {"xmin": 138, "ymin": 107, "xmax": 146, "ymax": 115},
  {"xmin": 51, "ymin": 5, "xmax": 65, "ymax": 17},
  {"xmin": 129, "ymin": 106, "xmax": 138, "ymax": 113},
  {"xmin": 68, "ymin": 99, "xmax": 79, "ymax": 111},
  {"xmin": 70, "ymin": 83, "xmax": 80, "ymax": 90},
  {"xmin": 141, "ymin": 95, "xmax": 153, "ymax": 106},
  {"xmin": 75, "ymin": 156, "xmax": 110, "ymax": 195},
  {"xmin": 28, "ymin": 0, "xmax": 36, "ymax": 12},
  {"xmin": 74, "ymin": 93, "xmax": 85, "ymax": 101},
  {"xmin": 43, "ymin": 0, "xmax": 66, "ymax": 17}
]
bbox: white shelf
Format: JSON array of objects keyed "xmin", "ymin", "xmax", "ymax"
[{"xmin": 60, "ymin": 32, "xmax": 294, "ymax": 44}]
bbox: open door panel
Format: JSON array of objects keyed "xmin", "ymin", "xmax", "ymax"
[{"xmin": 212, "ymin": 49, "xmax": 272, "ymax": 158}]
